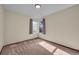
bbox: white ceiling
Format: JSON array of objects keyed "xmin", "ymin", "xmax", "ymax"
[{"xmin": 3, "ymin": 4, "xmax": 75, "ymax": 18}]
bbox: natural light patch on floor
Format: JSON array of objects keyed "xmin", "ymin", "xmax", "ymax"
[
  {"xmin": 38, "ymin": 41, "xmax": 56, "ymax": 53},
  {"xmin": 38, "ymin": 41, "xmax": 70, "ymax": 55},
  {"xmin": 53, "ymin": 49, "xmax": 70, "ymax": 55}
]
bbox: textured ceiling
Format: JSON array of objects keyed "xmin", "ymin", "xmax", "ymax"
[{"xmin": 3, "ymin": 4, "xmax": 75, "ymax": 18}]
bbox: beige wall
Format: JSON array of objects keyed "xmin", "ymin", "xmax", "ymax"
[
  {"xmin": 4, "ymin": 10, "xmax": 31, "ymax": 45},
  {"xmin": 0, "ymin": 5, "xmax": 4, "ymax": 51},
  {"xmin": 44, "ymin": 5, "xmax": 79, "ymax": 50}
]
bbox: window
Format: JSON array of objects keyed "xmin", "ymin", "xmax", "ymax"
[
  {"xmin": 29, "ymin": 18, "xmax": 46, "ymax": 34},
  {"xmin": 32, "ymin": 20, "xmax": 39, "ymax": 34}
]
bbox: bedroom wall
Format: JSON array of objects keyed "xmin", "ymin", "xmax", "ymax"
[
  {"xmin": 4, "ymin": 10, "xmax": 32, "ymax": 45},
  {"xmin": 44, "ymin": 5, "xmax": 79, "ymax": 50},
  {"xmin": 0, "ymin": 5, "xmax": 4, "ymax": 51}
]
